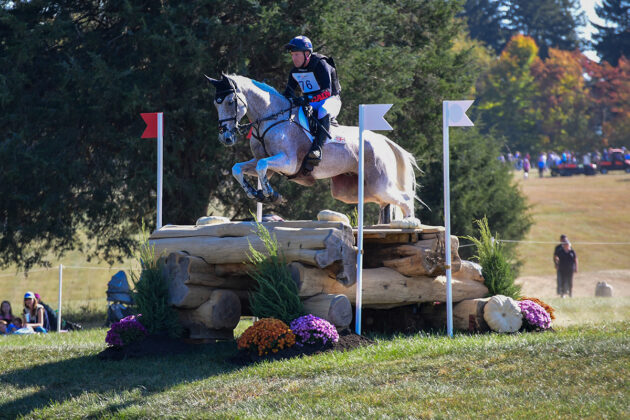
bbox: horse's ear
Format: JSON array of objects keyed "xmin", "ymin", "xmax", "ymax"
[{"xmin": 205, "ymin": 75, "xmax": 220, "ymax": 86}]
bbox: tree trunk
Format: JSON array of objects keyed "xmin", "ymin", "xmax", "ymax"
[
  {"xmin": 365, "ymin": 234, "xmax": 461, "ymax": 276},
  {"xmin": 152, "ymin": 227, "xmax": 356, "ymax": 284},
  {"xmin": 289, "ymin": 264, "xmax": 488, "ymax": 307},
  {"xmin": 288, "ymin": 262, "xmax": 338, "ymax": 297},
  {"xmin": 178, "ymin": 289, "xmax": 241, "ymax": 330},
  {"xmin": 151, "ymin": 220, "xmax": 351, "ymax": 239},
  {"xmin": 302, "ymin": 293, "xmax": 352, "ymax": 329},
  {"xmin": 452, "ymin": 298, "xmax": 491, "ymax": 332},
  {"xmin": 322, "ymin": 267, "xmax": 488, "ymax": 307},
  {"xmin": 453, "ymin": 260, "xmax": 484, "ymax": 282}
]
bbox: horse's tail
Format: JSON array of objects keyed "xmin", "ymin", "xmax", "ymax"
[{"xmin": 383, "ymin": 137, "xmax": 423, "ymax": 210}]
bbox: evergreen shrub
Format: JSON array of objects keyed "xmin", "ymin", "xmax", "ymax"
[
  {"xmin": 247, "ymin": 222, "xmax": 304, "ymax": 324},
  {"xmin": 131, "ymin": 223, "xmax": 182, "ymax": 337},
  {"xmin": 464, "ymin": 217, "xmax": 521, "ymax": 299}
]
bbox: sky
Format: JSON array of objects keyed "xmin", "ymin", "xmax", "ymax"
[{"xmin": 579, "ymin": 0, "xmax": 604, "ymax": 61}]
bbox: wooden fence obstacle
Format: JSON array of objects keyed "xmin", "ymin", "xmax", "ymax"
[{"xmin": 150, "ymin": 220, "xmax": 489, "ymax": 339}]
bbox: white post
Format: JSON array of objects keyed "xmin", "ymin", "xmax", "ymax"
[
  {"xmin": 355, "ymin": 105, "xmax": 366, "ymax": 335},
  {"xmin": 157, "ymin": 112, "xmax": 164, "ymax": 229},
  {"xmin": 57, "ymin": 264, "xmax": 63, "ymax": 332},
  {"xmin": 257, "ymin": 179, "xmax": 263, "ymax": 222},
  {"xmin": 443, "ymin": 101, "xmax": 453, "ymax": 338}
]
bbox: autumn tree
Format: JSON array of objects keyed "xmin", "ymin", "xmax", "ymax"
[
  {"xmin": 531, "ymin": 49, "xmax": 596, "ymax": 152},
  {"xmin": 583, "ymin": 56, "xmax": 630, "ymax": 148},
  {"xmin": 476, "ymin": 35, "xmax": 542, "ymax": 153}
]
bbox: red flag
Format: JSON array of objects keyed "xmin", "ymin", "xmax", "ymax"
[{"xmin": 141, "ymin": 113, "xmax": 159, "ymax": 138}]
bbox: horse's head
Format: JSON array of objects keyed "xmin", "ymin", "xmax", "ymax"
[{"xmin": 206, "ymin": 74, "xmax": 248, "ymax": 146}]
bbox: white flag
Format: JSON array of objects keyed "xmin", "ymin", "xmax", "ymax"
[
  {"xmin": 361, "ymin": 104, "xmax": 393, "ymax": 131},
  {"xmin": 446, "ymin": 100, "xmax": 474, "ymax": 127}
]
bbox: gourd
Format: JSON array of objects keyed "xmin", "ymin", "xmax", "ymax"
[
  {"xmin": 317, "ymin": 209, "xmax": 350, "ymax": 225},
  {"xmin": 483, "ymin": 295, "xmax": 522, "ymax": 333},
  {"xmin": 196, "ymin": 216, "xmax": 230, "ymax": 226},
  {"xmin": 390, "ymin": 217, "xmax": 422, "ymax": 229}
]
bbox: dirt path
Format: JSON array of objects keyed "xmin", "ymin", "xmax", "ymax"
[{"xmin": 517, "ymin": 270, "xmax": 630, "ymax": 298}]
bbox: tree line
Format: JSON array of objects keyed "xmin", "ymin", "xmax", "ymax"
[
  {"xmin": 465, "ymin": 0, "xmax": 630, "ymax": 155},
  {"xmin": 1, "ymin": 0, "xmax": 535, "ymax": 269}
]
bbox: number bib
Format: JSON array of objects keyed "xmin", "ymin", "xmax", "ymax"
[{"xmin": 292, "ymin": 72, "xmax": 320, "ymax": 93}]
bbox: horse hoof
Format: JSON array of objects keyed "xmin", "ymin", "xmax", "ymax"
[{"xmin": 254, "ymin": 190, "xmax": 266, "ymax": 201}]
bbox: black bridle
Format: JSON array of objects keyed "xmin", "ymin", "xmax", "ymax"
[{"xmin": 215, "ymin": 79, "xmax": 305, "ymax": 155}]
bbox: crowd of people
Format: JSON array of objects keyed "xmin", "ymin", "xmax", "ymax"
[
  {"xmin": 0, "ymin": 292, "xmax": 57, "ymax": 335},
  {"xmin": 499, "ymin": 147, "xmax": 630, "ymax": 178}
]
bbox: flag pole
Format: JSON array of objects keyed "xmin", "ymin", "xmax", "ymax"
[
  {"xmin": 355, "ymin": 104, "xmax": 365, "ymax": 335},
  {"xmin": 157, "ymin": 112, "xmax": 163, "ymax": 229},
  {"xmin": 57, "ymin": 264, "xmax": 63, "ymax": 332},
  {"xmin": 257, "ymin": 179, "xmax": 263, "ymax": 222},
  {"xmin": 443, "ymin": 101, "xmax": 453, "ymax": 338}
]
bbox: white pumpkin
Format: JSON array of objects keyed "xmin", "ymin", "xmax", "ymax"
[
  {"xmin": 317, "ymin": 209, "xmax": 350, "ymax": 225},
  {"xmin": 483, "ymin": 295, "xmax": 522, "ymax": 333},
  {"xmin": 196, "ymin": 216, "xmax": 230, "ymax": 226},
  {"xmin": 390, "ymin": 217, "xmax": 422, "ymax": 229}
]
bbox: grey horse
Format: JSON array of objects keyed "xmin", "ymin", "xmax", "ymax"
[{"xmin": 206, "ymin": 74, "xmax": 421, "ymax": 226}]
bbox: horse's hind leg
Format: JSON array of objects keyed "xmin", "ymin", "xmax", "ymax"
[
  {"xmin": 232, "ymin": 159, "xmax": 259, "ymax": 199},
  {"xmin": 371, "ymin": 187, "xmax": 414, "ymax": 219}
]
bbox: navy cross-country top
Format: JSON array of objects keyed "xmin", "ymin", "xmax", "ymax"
[{"xmin": 284, "ymin": 53, "xmax": 341, "ymax": 103}]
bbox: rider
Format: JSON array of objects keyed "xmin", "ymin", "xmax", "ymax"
[{"xmin": 283, "ymin": 35, "xmax": 341, "ymax": 165}]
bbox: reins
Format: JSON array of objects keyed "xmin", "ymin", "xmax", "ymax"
[{"xmin": 217, "ymin": 80, "xmax": 310, "ymax": 157}]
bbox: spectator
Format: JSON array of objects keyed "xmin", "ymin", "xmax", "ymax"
[
  {"xmin": 0, "ymin": 320, "xmax": 8, "ymax": 335},
  {"xmin": 1, "ymin": 300, "xmax": 14, "ymax": 323},
  {"xmin": 554, "ymin": 237, "xmax": 578, "ymax": 298},
  {"xmin": 522, "ymin": 157, "xmax": 530, "ymax": 179},
  {"xmin": 23, "ymin": 291, "xmax": 49, "ymax": 333},
  {"xmin": 537, "ymin": 153, "xmax": 546, "ymax": 178},
  {"xmin": 35, "ymin": 293, "xmax": 59, "ymax": 331},
  {"xmin": 12, "ymin": 317, "xmax": 23, "ymax": 329}
]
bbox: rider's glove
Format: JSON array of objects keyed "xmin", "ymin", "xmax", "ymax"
[{"xmin": 292, "ymin": 96, "xmax": 309, "ymax": 106}]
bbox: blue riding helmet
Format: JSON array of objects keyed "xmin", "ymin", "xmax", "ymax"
[{"xmin": 285, "ymin": 36, "xmax": 313, "ymax": 53}]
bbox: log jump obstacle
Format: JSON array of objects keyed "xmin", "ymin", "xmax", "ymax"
[{"xmin": 149, "ymin": 220, "xmax": 488, "ymax": 340}]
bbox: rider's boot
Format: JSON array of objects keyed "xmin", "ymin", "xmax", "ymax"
[{"xmin": 307, "ymin": 115, "xmax": 330, "ymax": 165}]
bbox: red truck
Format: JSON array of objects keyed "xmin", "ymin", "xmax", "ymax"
[{"xmin": 598, "ymin": 149, "xmax": 630, "ymax": 174}]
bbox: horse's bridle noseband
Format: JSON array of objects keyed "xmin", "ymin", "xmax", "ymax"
[
  {"xmin": 215, "ymin": 79, "xmax": 299, "ymax": 151},
  {"xmin": 216, "ymin": 81, "xmax": 248, "ymax": 136}
]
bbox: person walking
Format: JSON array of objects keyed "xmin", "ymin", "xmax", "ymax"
[{"xmin": 554, "ymin": 237, "xmax": 578, "ymax": 298}]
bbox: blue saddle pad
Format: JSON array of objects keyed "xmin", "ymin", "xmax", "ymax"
[{"xmin": 297, "ymin": 107, "xmax": 314, "ymax": 143}]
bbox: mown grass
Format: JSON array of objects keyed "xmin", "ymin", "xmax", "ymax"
[
  {"xmin": 1, "ymin": 300, "xmax": 628, "ymax": 419},
  {"xmin": 514, "ymin": 172, "xmax": 630, "ymax": 276}
]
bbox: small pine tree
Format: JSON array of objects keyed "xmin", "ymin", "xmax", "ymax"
[
  {"xmin": 130, "ymin": 223, "xmax": 182, "ymax": 337},
  {"xmin": 247, "ymin": 222, "xmax": 304, "ymax": 324},
  {"xmin": 464, "ymin": 217, "xmax": 521, "ymax": 299}
]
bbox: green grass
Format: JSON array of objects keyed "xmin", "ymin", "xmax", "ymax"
[{"xmin": 1, "ymin": 302, "xmax": 628, "ymax": 419}]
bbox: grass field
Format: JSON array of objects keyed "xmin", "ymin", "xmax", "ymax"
[
  {"xmin": 0, "ymin": 315, "xmax": 628, "ymax": 418},
  {"xmin": 513, "ymin": 171, "xmax": 630, "ymax": 276},
  {"xmin": 1, "ymin": 173, "xmax": 629, "ymax": 418}
]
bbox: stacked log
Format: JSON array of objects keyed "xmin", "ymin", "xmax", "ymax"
[
  {"xmin": 288, "ymin": 263, "xmax": 488, "ymax": 309},
  {"xmin": 150, "ymin": 221, "xmax": 357, "ymax": 338}
]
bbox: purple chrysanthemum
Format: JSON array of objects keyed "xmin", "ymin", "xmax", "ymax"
[
  {"xmin": 518, "ymin": 300, "xmax": 552, "ymax": 330},
  {"xmin": 105, "ymin": 314, "xmax": 148, "ymax": 347},
  {"xmin": 289, "ymin": 314, "xmax": 339, "ymax": 347}
]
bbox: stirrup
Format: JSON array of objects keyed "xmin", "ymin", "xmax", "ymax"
[{"xmin": 307, "ymin": 147, "xmax": 322, "ymax": 164}]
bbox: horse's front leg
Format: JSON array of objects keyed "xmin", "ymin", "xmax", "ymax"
[
  {"xmin": 256, "ymin": 153, "xmax": 295, "ymax": 201},
  {"xmin": 232, "ymin": 158, "xmax": 259, "ymax": 199}
]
